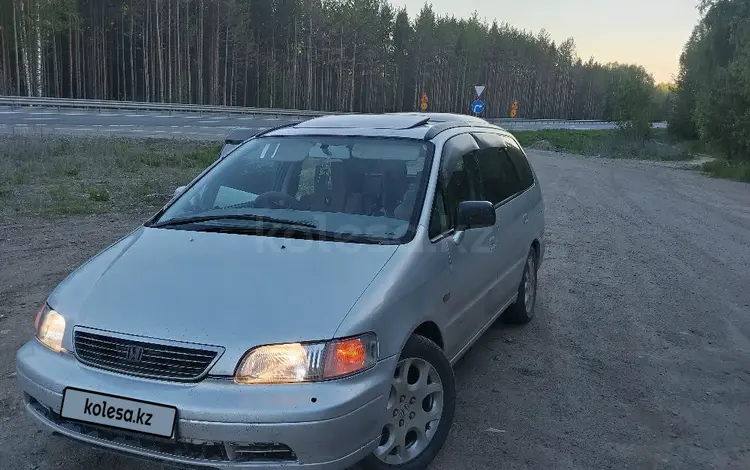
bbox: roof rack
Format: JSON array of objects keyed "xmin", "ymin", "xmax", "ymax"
[
  {"xmin": 252, "ymin": 121, "xmax": 301, "ymax": 138},
  {"xmin": 422, "ymin": 121, "xmax": 504, "ymax": 140}
]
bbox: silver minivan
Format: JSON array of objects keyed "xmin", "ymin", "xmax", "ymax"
[{"xmin": 17, "ymin": 113, "xmax": 545, "ymax": 470}]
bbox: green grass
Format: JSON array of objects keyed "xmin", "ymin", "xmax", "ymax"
[
  {"xmin": 701, "ymin": 160, "xmax": 750, "ymax": 183},
  {"xmin": 511, "ymin": 128, "xmax": 695, "ymax": 161},
  {"xmin": 0, "ymin": 135, "xmax": 221, "ymax": 216}
]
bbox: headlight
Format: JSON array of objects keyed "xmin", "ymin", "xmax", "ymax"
[
  {"xmin": 234, "ymin": 333, "xmax": 378, "ymax": 384},
  {"xmin": 34, "ymin": 304, "xmax": 66, "ymax": 353}
]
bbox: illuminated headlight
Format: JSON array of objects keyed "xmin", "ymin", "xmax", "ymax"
[
  {"xmin": 234, "ymin": 333, "xmax": 378, "ymax": 384},
  {"xmin": 34, "ymin": 304, "xmax": 66, "ymax": 353}
]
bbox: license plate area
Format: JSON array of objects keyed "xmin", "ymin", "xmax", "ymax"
[{"xmin": 60, "ymin": 387, "xmax": 177, "ymax": 439}]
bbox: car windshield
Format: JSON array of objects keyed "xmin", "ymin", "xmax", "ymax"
[{"xmin": 154, "ymin": 135, "xmax": 432, "ymax": 243}]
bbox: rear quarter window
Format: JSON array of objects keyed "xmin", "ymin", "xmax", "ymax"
[{"xmin": 504, "ymin": 143, "xmax": 535, "ymax": 190}]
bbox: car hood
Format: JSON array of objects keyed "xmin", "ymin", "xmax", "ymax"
[{"xmin": 49, "ymin": 226, "xmax": 398, "ymax": 375}]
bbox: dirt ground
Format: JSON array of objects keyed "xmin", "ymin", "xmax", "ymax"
[{"xmin": 1, "ymin": 148, "xmax": 750, "ymax": 470}]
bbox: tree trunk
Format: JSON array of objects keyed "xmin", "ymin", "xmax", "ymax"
[
  {"xmin": 19, "ymin": 0, "xmax": 32, "ymax": 96},
  {"xmin": 144, "ymin": 1, "xmax": 150, "ymax": 101},
  {"xmin": 130, "ymin": 3, "xmax": 135, "ymax": 100},
  {"xmin": 34, "ymin": 0, "xmax": 42, "ymax": 96},
  {"xmin": 13, "ymin": 0, "xmax": 21, "ymax": 95},
  {"xmin": 156, "ymin": 0, "xmax": 164, "ymax": 102}
]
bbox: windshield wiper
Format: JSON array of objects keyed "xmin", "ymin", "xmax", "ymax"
[{"xmin": 150, "ymin": 214, "xmax": 317, "ymax": 229}]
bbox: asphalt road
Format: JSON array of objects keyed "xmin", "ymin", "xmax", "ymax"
[
  {"xmin": 1, "ymin": 150, "xmax": 748, "ymax": 470},
  {"xmin": 0, "ymin": 106, "xmax": 292, "ymax": 139},
  {"xmin": 0, "ymin": 106, "xmax": 658, "ymax": 138}
]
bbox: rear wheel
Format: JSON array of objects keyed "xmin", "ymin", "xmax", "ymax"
[
  {"xmin": 357, "ymin": 335, "xmax": 455, "ymax": 470},
  {"xmin": 503, "ymin": 246, "xmax": 538, "ymax": 325}
]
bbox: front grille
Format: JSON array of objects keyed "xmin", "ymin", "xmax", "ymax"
[
  {"xmin": 73, "ymin": 329, "xmax": 221, "ymax": 382},
  {"xmin": 27, "ymin": 396, "xmax": 297, "ymax": 464}
]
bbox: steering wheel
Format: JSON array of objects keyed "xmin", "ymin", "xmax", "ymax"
[{"xmin": 252, "ymin": 191, "xmax": 299, "ymax": 209}]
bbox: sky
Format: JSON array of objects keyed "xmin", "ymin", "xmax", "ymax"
[{"xmin": 391, "ymin": 0, "xmax": 702, "ymax": 84}]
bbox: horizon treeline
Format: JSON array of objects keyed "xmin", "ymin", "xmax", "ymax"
[{"xmin": 0, "ymin": 0, "xmax": 666, "ymax": 120}]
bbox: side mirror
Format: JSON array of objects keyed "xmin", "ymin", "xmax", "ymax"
[
  {"xmin": 456, "ymin": 200, "xmax": 496, "ymax": 231},
  {"xmin": 173, "ymin": 186, "xmax": 187, "ymax": 198}
]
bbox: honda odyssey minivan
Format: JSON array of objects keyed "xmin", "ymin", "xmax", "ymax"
[{"xmin": 17, "ymin": 112, "xmax": 545, "ymax": 470}]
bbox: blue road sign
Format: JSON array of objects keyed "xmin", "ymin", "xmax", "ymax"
[{"xmin": 471, "ymin": 99, "xmax": 485, "ymax": 114}]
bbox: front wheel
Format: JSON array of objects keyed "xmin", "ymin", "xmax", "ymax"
[{"xmin": 357, "ymin": 335, "xmax": 456, "ymax": 470}]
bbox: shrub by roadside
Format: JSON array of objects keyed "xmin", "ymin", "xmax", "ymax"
[
  {"xmin": 701, "ymin": 160, "xmax": 750, "ymax": 183},
  {"xmin": 512, "ymin": 129, "xmax": 695, "ymax": 161}
]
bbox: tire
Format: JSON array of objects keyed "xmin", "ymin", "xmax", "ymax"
[
  {"xmin": 503, "ymin": 246, "xmax": 538, "ymax": 325},
  {"xmin": 356, "ymin": 335, "xmax": 456, "ymax": 470}
]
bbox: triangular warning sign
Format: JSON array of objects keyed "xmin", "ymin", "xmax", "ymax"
[{"xmin": 474, "ymin": 85, "xmax": 486, "ymax": 97}]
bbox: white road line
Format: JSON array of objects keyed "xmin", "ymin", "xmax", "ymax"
[
  {"xmin": 29, "ymin": 112, "xmax": 56, "ymax": 115},
  {"xmin": 96, "ymin": 113, "xmax": 121, "ymax": 117},
  {"xmin": 171, "ymin": 131, "xmax": 183, "ymax": 134},
  {"xmin": 63, "ymin": 112, "xmax": 86, "ymax": 116},
  {"xmin": 133, "ymin": 129, "xmax": 144, "ymax": 133},
  {"xmin": 153, "ymin": 130, "xmax": 166, "ymax": 133},
  {"xmin": 125, "ymin": 114, "xmax": 147, "ymax": 117},
  {"xmin": 26, "ymin": 117, "xmax": 57, "ymax": 120},
  {"xmin": 0, "ymin": 111, "xmax": 19, "ymax": 114}
]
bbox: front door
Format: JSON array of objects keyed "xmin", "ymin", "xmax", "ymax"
[{"xmin": 428, "ymin": 133, "xmax": 498, "ymax": 357}]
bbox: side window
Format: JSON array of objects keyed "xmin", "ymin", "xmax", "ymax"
[
  {"xmin": 504, "ymin": 144, "xmax": 535, "ymax": 190},
  {"xmin": 473, "ymin": 147, "xmax": 523, "ymax": 204},
  {"xmin": 428, "ymin": 134, "xmax": 483, "ymax": 238}
]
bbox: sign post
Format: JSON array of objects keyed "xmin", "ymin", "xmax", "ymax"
[{"xmin": 471, "ymin": 85, "xmax": 486, "ymax": 116}]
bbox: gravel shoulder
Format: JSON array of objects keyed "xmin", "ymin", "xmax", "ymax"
[{"xmin": 1, "ymin": 150, "xmax": 749, "ymax": 470}]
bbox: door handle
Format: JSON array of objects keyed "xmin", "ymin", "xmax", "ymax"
[{"xmin": 523, "ymin": 213, "xmax": 529, "ymax": 225}]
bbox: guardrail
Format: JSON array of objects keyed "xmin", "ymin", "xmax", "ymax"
[
  {"xmin": 0, "ymin": 96, "xmax": 335, "ymax": 118},
  {"xmin": 1, "ymin": 96, "xmax": 667, "ymax": 129},
  {"xmin": 0, "ymin": 95, "xmax": 618, "ymax": 126}
]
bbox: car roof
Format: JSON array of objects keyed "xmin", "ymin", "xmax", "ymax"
[{"xmin": 260, "ymin": 113, "xmax": 509, "ymax": 141}]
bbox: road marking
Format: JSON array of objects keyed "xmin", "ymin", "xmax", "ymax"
[
  {"xmin": 29, "ymin": 111, "xmax": 56, "ymax": 115},
  {"xmin": 63, "ymin": 112, "xmax": 86, "ymax": 116},
  {"xmin": 125, "ymin": 114, "xmax": 147, "ymax": 117},
  {"xmin": 153, "ymin": 130, "xmax": 166, "ymax": 133},
  {"xmin": 0, "ymin": 111, "xmax": 19, "ymax": 114},
  {"xmin": 26, "ymin": 117, "xmax": 57, "ymax": 120},
  {"xmin": 171, "ymin": 131, "xmax": 183, "ymax": 134},
  {"xmin": 133, "ymin": 129, "xmax": 144, "ymax": 133},
  {"xmin": 96, "ymin": 113, "xmax": 121, "ymax": 117}
]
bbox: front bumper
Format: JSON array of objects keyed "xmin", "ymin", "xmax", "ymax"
[{"xmin": 16, "ymin": 340, "xmax": 395, "ymax": 469}]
